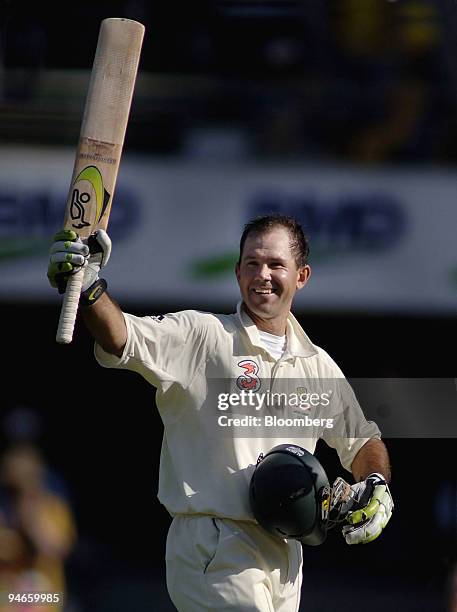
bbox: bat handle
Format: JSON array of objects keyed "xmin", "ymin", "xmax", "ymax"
[{"xmin": 56, "ymin": 268, "xmax": 84, "ymax": 344}]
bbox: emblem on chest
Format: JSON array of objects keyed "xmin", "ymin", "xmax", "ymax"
[{"xmin": 236, "ymin": 359, "xmax": 261, "ymax": 392}]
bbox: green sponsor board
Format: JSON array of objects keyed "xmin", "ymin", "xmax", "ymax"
[{"xmin": 0, "ymin": 238, "xmax": 49, "ymax": 261}]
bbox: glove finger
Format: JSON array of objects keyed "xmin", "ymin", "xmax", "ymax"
[
  {"xmin": 367, "ymin": 487, "xmax": 393, "ymax": 520},
  {"xmin": 347, "ymin": 484, "xmax": 387, "ymax": 525},
  {"xmin": 343, "ymin": 498, "xmax": 392, "ymax": 545},
  {"xmin": 50, "ymin": 240, "xmax": 89, "ymax": 256},
  {"xmin": 379, "ymin": 489, "xmax": 394, "ymax": 515},
  {"xmin": 47, "ymin": 262, "xmax": 74, "ymax": 292},
  {"xmin": 343, "ymin": 524, "xmax": 380, "ymax": 545},
  {"xmin": 48, "ymin": 260, "xmax": 71, "ymax": 275},
  {"xmin": 52, "ymin": 229, "xmax": 79, "ymax": 242},
  {"xmin": 342, "ymin": 523, "xmax": 362, "ymax": 545},
  {"xmin": 48, "ymin": 260, "xmax": 84, "ymax": 282},
  {"xmin": 343, "ymin": 512, "xmax": 384, "ymax": 545},
  {"xmin": 50, "ymin": 252, "xmax": 86, "ymax": 267}
]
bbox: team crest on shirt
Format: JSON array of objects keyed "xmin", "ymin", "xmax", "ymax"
[{"xmin": 236, "ymin": 360, "xmax": 261, "ymax": 391}]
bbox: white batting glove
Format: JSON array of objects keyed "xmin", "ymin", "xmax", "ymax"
[
  {"xmin": 48, "ymin": 229, "xmax": 111, "ymax": 294},
  {"xmin": 342, "ymin": 473, "xmax": 393, "ymax": 545}
]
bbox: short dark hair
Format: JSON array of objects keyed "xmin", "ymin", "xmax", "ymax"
[{"xmin": 238, "ymin": 214, "xmax": 310, "ymax": 268}]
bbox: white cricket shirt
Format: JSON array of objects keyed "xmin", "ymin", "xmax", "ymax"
[{"xmin": 95, "ymin": 303, "xmax": 380, "ymax": 520}]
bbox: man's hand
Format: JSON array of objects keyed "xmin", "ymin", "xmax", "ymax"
[
  {"xmin": 48, "ymin": 229, "xmax": 111, "ymax": 294},
  {"xmin": 342, "ymin": 473, "xmax": 393, "ymax": 545}
]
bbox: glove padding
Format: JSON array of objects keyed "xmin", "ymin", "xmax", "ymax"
[
  {"xmin": 342, "ymin": 473, "xmax": 393, "ymax": 545},
  {"xmin": 48, "ymin": 229, "xmax": 111, "ymax": 293}
]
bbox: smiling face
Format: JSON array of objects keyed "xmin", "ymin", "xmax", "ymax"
[{"xmin": 235, "ymin": 226, "xmax": 311, "ymax": 335}]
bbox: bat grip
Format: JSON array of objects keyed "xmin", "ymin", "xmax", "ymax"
[{"xmin": 56, "ymin": 268, "xmax": 84, "ymax": 344}]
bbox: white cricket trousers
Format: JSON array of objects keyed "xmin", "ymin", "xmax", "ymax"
[{"xmin": 166, "ymin": 515, "xmax": 303, "ymax": 611}]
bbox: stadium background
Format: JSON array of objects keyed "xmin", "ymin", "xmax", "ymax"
[{"xmin": 0, "ymin": 1, "xmax": 456, "ymax": 610}]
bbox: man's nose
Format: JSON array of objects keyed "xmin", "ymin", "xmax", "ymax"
[{"xmin": 256, "ymin": 264, "xmax": 271, "ymax": 280}]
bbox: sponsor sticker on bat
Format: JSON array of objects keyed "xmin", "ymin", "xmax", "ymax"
[{"xmin": 70, "ymin": 166, "xmax": 110, "ymax": 230}]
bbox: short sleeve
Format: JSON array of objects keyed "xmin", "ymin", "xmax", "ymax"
[
  {"xmin": 312, "ymin": 348, "xmax": 381, "ymax": 472},
  {"xmin": 94, "ymin": 310, "xmax": 208, "ymax": 389},
  {"xmin": 318, "ymin": 360, "xmax": 381, "ymax": 473}
]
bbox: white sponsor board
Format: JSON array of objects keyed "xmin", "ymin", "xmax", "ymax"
[{"xmin": 0, "ymin": 146, "xmax": 456, "ymax": 312}]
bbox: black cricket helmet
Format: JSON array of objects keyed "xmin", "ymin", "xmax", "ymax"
[{"xmin": 249, "ymin": 444, "xmax": 331, "ymax": 546}]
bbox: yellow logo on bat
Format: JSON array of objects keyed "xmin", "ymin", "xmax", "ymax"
[{"xmin": 70, "ymin": 166, "xmax": 110, "ymax": 230}]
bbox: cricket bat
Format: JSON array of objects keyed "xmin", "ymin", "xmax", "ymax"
[{"xmin": 56, "ymin": 17, "xmax": 144, "ymax": 344}]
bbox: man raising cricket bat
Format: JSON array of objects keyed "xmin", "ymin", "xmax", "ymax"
[
  {"xmin": 47, "ymin": 14, "xmax": 392, "ymax": 612},
  {"xmin": 48, "ymin": 213, "xmax": 393, "ymax": 610}
]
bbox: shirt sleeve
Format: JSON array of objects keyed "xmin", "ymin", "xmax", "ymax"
[
  {"xmin": 94, "ymin": 310, "xmax": 208, "ymax": 390},
  {"xmin": 318, "ymin": 359, "xmax": 381, "ymax": 473}
]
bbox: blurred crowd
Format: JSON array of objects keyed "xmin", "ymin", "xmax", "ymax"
[
  {"xmin": 0, "ymin": 444, "xmax": 75, "ymax": 611},
  {"xmin": 255, "ymin": 0, "xmax": 451, "ymax": 164},
  {"xmin": 1, "ymin": 0, "xmax": 456, "ymax": 164},
  {"xmin": 0, "ymin": 409, "xmax": 76, "ymax": 612},
  {"xmin": 319, "ymin": 0, "xmax": 450, "ymax": 164}
]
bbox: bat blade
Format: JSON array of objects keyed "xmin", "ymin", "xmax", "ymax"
[{"xmin": 56, "ymin": 17, "xmax": 144, "ymax": 344}]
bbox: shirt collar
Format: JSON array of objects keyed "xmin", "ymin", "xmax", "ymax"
[{"xmin": 236, "ymin": 301, "xmax": 318, "ymax": 358}]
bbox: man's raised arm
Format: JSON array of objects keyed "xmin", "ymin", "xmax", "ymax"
[{"xmin": 81, "ymin": 292, "xmax": 127, "ymax": 357}]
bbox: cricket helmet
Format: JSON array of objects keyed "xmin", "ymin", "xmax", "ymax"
[{"xmin": 249, "ymin": 444, "xmax": 330, "ymax": 546}]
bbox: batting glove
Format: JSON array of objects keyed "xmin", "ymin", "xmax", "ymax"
[
  {"xmin": 342, "ymin": 473, "xmax": 393, "ymax": 545},
  {"xmin": 48, "ymin": 229, "xmax": 111, "ymax": 294}
]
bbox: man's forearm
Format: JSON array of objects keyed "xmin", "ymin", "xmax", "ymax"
[
  {"xmin": 351, "ymin": 438, "xmax": 391, "ymax": 483},
  {"xmin": 81, "ymin": 291, "xmax": 127, "ymax": 357}
]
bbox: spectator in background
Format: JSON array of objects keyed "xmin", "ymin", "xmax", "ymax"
[
  {"xmin": 324, "ymin": 0, "xmax": 447, "ymax": 164},
  {"xmin": 0, "ymin": 443, "xmax": 76, "ymax": 612},
  {"xmin": 353, "ymin": 0, "xmax": 446, "ymax": 163},
  {"xmin": 1, "ymin": 406, "xmax": 71, "ymax": 501}
]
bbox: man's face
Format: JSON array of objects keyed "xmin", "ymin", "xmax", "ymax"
[{"xmin": 235, "ymin": 227, "xmax": 311, "ymax": 329}]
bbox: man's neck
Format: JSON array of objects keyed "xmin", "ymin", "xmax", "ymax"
[{"xmin": 242, "ymin": 304, "xmax": 287, "ymax": 336}]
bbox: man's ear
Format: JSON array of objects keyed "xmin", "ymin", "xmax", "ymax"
[
  {"xmin": 296, "ymin": 264, "xmax": 311, "ymax": 290},
  {"xmin": 235, "ymin": 262, "xmax": 241, "ymax": 283}
]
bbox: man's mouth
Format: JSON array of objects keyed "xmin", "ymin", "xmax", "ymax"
[{"xmin": 252, "ymin": 287, "xmax": 276, "ymax": 295}]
